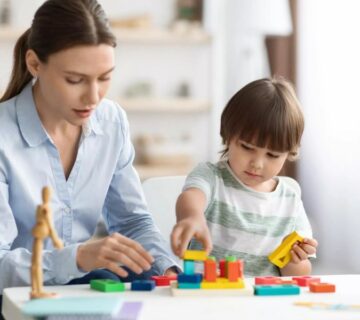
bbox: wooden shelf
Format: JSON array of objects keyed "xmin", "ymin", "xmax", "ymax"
[
  {"xmin": 112, "ymin": 27, "xmax": 211, "ymax": 44},
  {"xmin": 118, "ymin": 97, "xmax": 210, "ymax": 113},
  {"xmin": 0, "ymin": 27, "xmax": 211, "ymax": 45},
  {"xmin": 135, "ymin": 164, "xmax": 192, "ymax": 181},
  {"xmin": 0, "ymin": 27, "xmax": 24, "ymax": 41}
]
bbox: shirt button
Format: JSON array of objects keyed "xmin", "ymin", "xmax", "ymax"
[{"xmin": 64, "ymin": 207, "xmax": 71, "ymax": 214}]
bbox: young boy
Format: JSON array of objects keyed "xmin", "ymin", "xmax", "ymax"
[{"xmin": 171, "ymin": 77, "xmax": 317, "ymax": 276}]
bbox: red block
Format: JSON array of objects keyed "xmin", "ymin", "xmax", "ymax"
[
  {"xmin": 292, "ymin": 276, "xmax": 321, "ymax": 287},
  {"xmin": 255, "ymin": 276, "xmax": 282, "ymax": 285},
  {"xmin": 150, "ymin": 275, "xmax": 177, "ymax": 286},
  {"xmin": 219, "ymin": 259, "xmax": 226, "ymax": 277}
]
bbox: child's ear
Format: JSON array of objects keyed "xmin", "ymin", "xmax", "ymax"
[{"xmin": 287, "ymin": 149, "xmax": 300, "ymax": 162}]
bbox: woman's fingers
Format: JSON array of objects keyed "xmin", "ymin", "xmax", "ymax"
[{"xmin": 105, "ymin": 234, "xmax": 154, "ymax": 273}]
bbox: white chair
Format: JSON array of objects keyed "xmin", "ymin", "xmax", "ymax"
[{"xmin": 142, "ymin": 176, "xmax": 186, "ymax": 242}]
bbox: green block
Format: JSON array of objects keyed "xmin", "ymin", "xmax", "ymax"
[
  {"xmin": 254, "ymin": 284, "xmax": 300, "ymax": 296},
  {"xmin": 178, "ymin": 282, "xmax": 201, "ymax": 289},
  {"xmin": 207, "ymin": 256, "xmax": 216, "ymax": 261},
  {"xmin": 226, "ymin": 255, "xmax": 237, "ymax": 262},
  {"xmin": 90, "ymin": 279, "xmax": 125, "ymax": 292}
]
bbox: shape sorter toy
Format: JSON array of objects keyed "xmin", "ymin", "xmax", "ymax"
[{"xmin": 171, "ymin": 250, "xmax": 253, "ymax": 296}]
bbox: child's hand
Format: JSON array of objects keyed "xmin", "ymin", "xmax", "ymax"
[
  {"xmin": 171, "ymin": 217, "xmax": 213, "ymax": 258},
  {"xmin": 290, "ymin": 238, "xmax": 318, "ymax": 264}
]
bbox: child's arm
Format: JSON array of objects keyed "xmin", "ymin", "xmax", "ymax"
[
  {"xmin": 170, "ymin": 188, "xmax": 212, "ymax": 257},
  {"xmin": 280, "ymin": 238, "xmax": 318, "ymax": 276}
]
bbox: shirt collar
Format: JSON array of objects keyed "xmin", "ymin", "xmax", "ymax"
[
  {"xmin": 16, "ymin": 83, "xmax": 103, "ymax": 147},
  {"xmin": 16, "ymin": 82, "xmax": 48, "ymax": 147}
]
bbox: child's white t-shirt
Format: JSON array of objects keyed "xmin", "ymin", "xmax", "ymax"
[{"xmin": 184, "ymin": 160, "xmax": 314, "ymax": 276}]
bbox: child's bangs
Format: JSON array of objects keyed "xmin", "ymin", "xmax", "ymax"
[{"xmin": 237, "ymin": 113, "xmax": 301, "ymax": 153}]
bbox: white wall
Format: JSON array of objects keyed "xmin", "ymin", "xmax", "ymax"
[{"xmin": 297, "ymin": 0, "xmax": 360, "ymax": 274}]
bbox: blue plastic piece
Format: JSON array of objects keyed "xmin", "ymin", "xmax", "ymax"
[
  {"xmin": 131, "ymin": 280, "xmax": 156, "ymax": 291},
  {"xmin": 177, "ymin": 273, "xmax": 203, "ymax": 283}
]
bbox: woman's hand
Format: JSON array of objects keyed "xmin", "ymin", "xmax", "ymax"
[
  {"xmin": 171, "ymin": 217, "xmax": 212, "ymax": 258},
  {"xmin": 76, "ymin": 232, "xmax": 154, "ymax": 277}
]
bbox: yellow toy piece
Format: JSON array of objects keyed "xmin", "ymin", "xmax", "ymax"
[
  {"xmin": 201, "ymin": 278, "xmax": 245, "ymax": 289},
  {"xmin": 268, "ymin": 231, "xmax": 303, "ymax": 268},
  {"xmin": 182, "ymin": 250, "xmax": 207, "ymax": 261}
]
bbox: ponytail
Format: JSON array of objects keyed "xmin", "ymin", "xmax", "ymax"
[{"xmin": 0, "ymin": 29, "xmax": 33, "ymax": 102}]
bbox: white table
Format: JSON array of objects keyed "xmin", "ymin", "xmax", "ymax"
[{"xmin": 2, "ymin": 275, "xmax": 360, "ymax": 320}]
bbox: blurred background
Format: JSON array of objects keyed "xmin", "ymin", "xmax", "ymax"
[{"xmin": 0, "ymin": 0, "xmax": 359, "ymax": 275}]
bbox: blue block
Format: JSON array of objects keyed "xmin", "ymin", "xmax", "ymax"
[
  {"xmin": 254, "ymin": 284, "xmax": 300, "ymax": 296},
  {"xmin": 177, "ymin": 273, "xmax": 203, "ymax": 283},
  {"xmin": 131, "ymin": 280, "xmax": 155, "ymax": 291},
  {"xmin": 178, "ymin": 282, "xmax": 201, "ymax": 289},
  {"xmin": 184, "ymin": 260, "xmax": 195, "ymax": 275}
]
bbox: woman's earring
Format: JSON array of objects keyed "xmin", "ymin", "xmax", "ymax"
[{"xmin": 32, "ymin": 75, "xmax": 38, "ymax": 85}]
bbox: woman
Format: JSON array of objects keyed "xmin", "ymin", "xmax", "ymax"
[{"xmin": 0, "ymin": 0, "xmax": 178, "ymax": 302}]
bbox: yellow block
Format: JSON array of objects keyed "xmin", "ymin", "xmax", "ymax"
[
  {"xmin": 268, "ymin": 231, "xmax": 304, "ymax": 268},
  {"xmin": 183, "ymin": 250, "xmax": 207, "ymax": 261},
  {"xmin": 201, "ymin": 278, "xmax": 245, "ymax": 289}
]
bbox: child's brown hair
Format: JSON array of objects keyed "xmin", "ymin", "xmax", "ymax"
[{"xmin": 220, "ymin": 77, "xmax": 304, "ymax": 160}]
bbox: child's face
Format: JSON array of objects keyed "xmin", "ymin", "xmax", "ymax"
[{"xmin": 227, "ymin": 139, "xmax": 289, "ymax": 192}]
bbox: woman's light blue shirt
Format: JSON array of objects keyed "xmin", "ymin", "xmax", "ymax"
[{"xmin": 0, "ymin": 83, "xmax": 178, "ymax": 292}]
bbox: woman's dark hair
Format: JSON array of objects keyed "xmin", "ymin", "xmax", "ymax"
[
  {"xmin": 220, "ymin": 77, "xmax": 304, "ymax": 159},
  {"xmin": 0, "ymin": 0, "xmax": 116, "ymax": 102}
]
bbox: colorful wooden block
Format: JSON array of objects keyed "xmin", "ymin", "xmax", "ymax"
[
  {"xmin": 183, "ymin": 260, "xmax": 195, "ymax": 275},
  {"xmin": 292, "ymin": 276, "xmax": 321, "ymax": 287},
  {"xmin": 219, "ymin": 259, "xmax": 226, "ymax": 277},
  {"xmin": 131, "ymin": 280, "xmax": 155, "ymax": 291},
  {"xmin": 177, "ymin": 273, "xmax": 203, "ymax": 283},
  {"xmin": 204, "ymin": 259, "xmax": 217, "ymax": 282},
  {"xmin": 254, "ymin": 284, "xmax": 300, "ymax": 296},
  {"xmin": 255, "ymin": 276, "xmax": 282, "ymax": 285},
  {"xmin": 177, "ymin": 282, "xmax": 201, "ymax": 289},
  {"xmin": 182, "ymin": 250, "xmax": 207, "ymax": 261},
  {"xmin": 309, "ymin": 282, "xmax": 336, "ymax": 293},
  {"xmin": 150, "ymin": 275, "xmax": 177, "ymax": 286},
  {"xmin": 90, "ymin": 279, "xmax": 125, "ymax": 292},
  {"xmin": 227, "ymin": 261, "xmax": 239, "ymax": 282},
  {"xmin": 201, "ymin": 278, "xmax": 245, "ymax": 289},
  {"xmin": 171, "ymin": 281, "xmax": 253, "ymax": 296},
  {"xmin": 277, "ymin": 279, "xmax": 297, "ymax": 285},
  {"xmin": 237, "ymin": 260, "xmax": 244, "ymax": 278},
  {"xmin": 268, "ymin": 231, "xmax": 304, "ymax": 268}
]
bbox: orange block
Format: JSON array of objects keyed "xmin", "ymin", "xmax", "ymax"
[
  {"xmin": 204, "ymin": 260, "xmax": 217, "ymax": 282},
  {"xmin": 227, "ymin": 261, "xmax": 239, "ymax": 282},
  {"xmin": 309, "ymin": 282, "xmax": 336, "ymax": 293},
  {"xmin": 237, "ymin": 260, "xmax": 244, "ymax": 278}
]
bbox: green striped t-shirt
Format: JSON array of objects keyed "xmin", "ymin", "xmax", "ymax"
[{"xmin": 184, "ymin": 161, "xmax": 313, "ymax": 276}]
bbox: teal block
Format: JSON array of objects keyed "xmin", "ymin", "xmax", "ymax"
[
  {"xmin": 184, "ymin": 260, "xmax": 195, "ymax": 275},
  {"xmin": 254, "ymin": 284, "xmax": 300, "ymax": 296},
  {"xmin": 178, "ymin": 282, "xmax": 201, "ymax": 289},
  {"xmin": 90, "ymin": 279, "xmax": 125, "ymax": 292}
]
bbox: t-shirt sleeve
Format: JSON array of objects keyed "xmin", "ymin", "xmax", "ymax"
[{"xmin": 183, "ymin": 162, "xmax": 215, "ymax": 209}]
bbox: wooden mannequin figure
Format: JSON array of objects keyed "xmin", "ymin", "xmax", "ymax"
[{"xmin": 30, "ymin": 186, "xmax": 64, "ymax": 299}]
